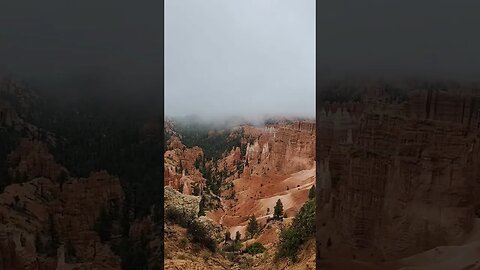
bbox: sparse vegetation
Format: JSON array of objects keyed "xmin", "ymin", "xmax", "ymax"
[
  {"xmin": 173, "ymin": 120, "xmax": 244, "ymax": 161},
  {"xmin": 235, "ymin": 231, "xmax": 241, "ymax": 242},
  {"xmin": 225, "ymin": 231, "xmax": 231, "ymax": 242},
  {"xmin": 246, "ymin": 215, "xmax": 260, "ymax": 239},
  {"xmin": 244, "ymin": 242, "xmax": 266, "ymax": 255},
  {"xmin": 276, "ymin": 198, "xmax": 315, "ymax": 262},
  {"xmin": 224, "ymin": 240, "xmax": 242, "ymax": 252},
  {"xmin": 273, "ymin": 199, "xmax": 284, "ymax": 220}
]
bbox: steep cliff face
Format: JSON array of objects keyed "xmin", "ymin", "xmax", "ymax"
[
  {"xmin": 243, "ymin": 122, "xmax": 315, "ymax": 177},
  {"xmin": 318, "ymin": 90, "xmax": 480, "ymax": 266}
]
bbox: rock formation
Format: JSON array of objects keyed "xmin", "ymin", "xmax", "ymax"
[
  {"xmin": 216, "ymin": 121, "xmax": 315, "ymax": 242},
  {"xmin": 164, "ymin": 136, "xmax": 205, "ymax": 195},
  {"xmin": 164, "ymin": 186, "xmax": 201, "ymax": 218},
  {"xmin": 317, "ymin": 89, "xmax": 480, "ymax": 267},
  {"xmin": 0, "ymin": 140, "xmax": 124, "ymax": 270},
  {"xmin": 164, "ymin": 119, "xmax": 316, "ymax": 269}
]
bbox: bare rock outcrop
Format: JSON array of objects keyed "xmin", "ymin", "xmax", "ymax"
[{"xmin": 164, "ymin": 186, "xmax": 201, "ymax": 219}]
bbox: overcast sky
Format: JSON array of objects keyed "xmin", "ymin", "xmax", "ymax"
[
  {"xmin": 165, "ymin": 0, "xmax": 315, "ymax": 119},
  {"xmin": 0, "ymin": 0, "xmax": 162, "ymax": 97},
  {"xmin": 318, "ymin": 0, "xmax": 480, "ymax": 82}
]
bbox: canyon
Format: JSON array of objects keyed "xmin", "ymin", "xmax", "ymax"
[
  {"xmin": 0, "ymin": 76, "xmax": 163, "ymax": 270},
  {"xmin": 163, "ymin": 119, "xmax": 316, "ymax": 269},
  {"xmin": 317, "ymin": 88, "xmax": 480, "ymax": 269}
]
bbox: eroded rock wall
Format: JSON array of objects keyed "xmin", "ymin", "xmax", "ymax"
[
  {"xmin": 318, "ymin": 91, "xmax": 480, "ymax": 260},
  {"xmin": 243, "ymin": 121, "xmax": 316, "ymax": 177}
]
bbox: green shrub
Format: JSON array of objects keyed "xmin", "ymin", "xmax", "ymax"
[
  {"xmin": 223, "ymin": 240, "xmax": 242, "ymax": 252},
  {"xmin": 225, "ymin": 231, "xmax": 231, "ymax": 242},
  {"xmin": 235, "ymin": 231, "xmax": 241, "ymax": 241},
  {"xmin": 246, "ymin": 215, "xmax": 259, "ymax": 239},
  {"xmin": 244, "ymin": 242, "xmax": 266, "ymax": 255},
  {"xmin": 273, "ymin": 199, "xmax": 284, "ymax": 220}
]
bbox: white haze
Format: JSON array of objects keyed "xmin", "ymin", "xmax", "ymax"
[{"xmin": 165, "ymin": 0, "xmax": 315, "ymax": 120}]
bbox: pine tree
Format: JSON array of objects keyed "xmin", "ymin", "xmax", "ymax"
[
  {"xmin": 274, "ymin": 199, "xmax": 284, "ymax": 220},
  {"xmin": 225, "ymin": 231, "xmax": 231, "ymax": 242},
  {"xmin": 235, "ymin": 231, "xmax": 241, "ymax": 242},
  {"xmin": 246, "ymin": 215, "xmax": 259, "ymax": 239}
]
